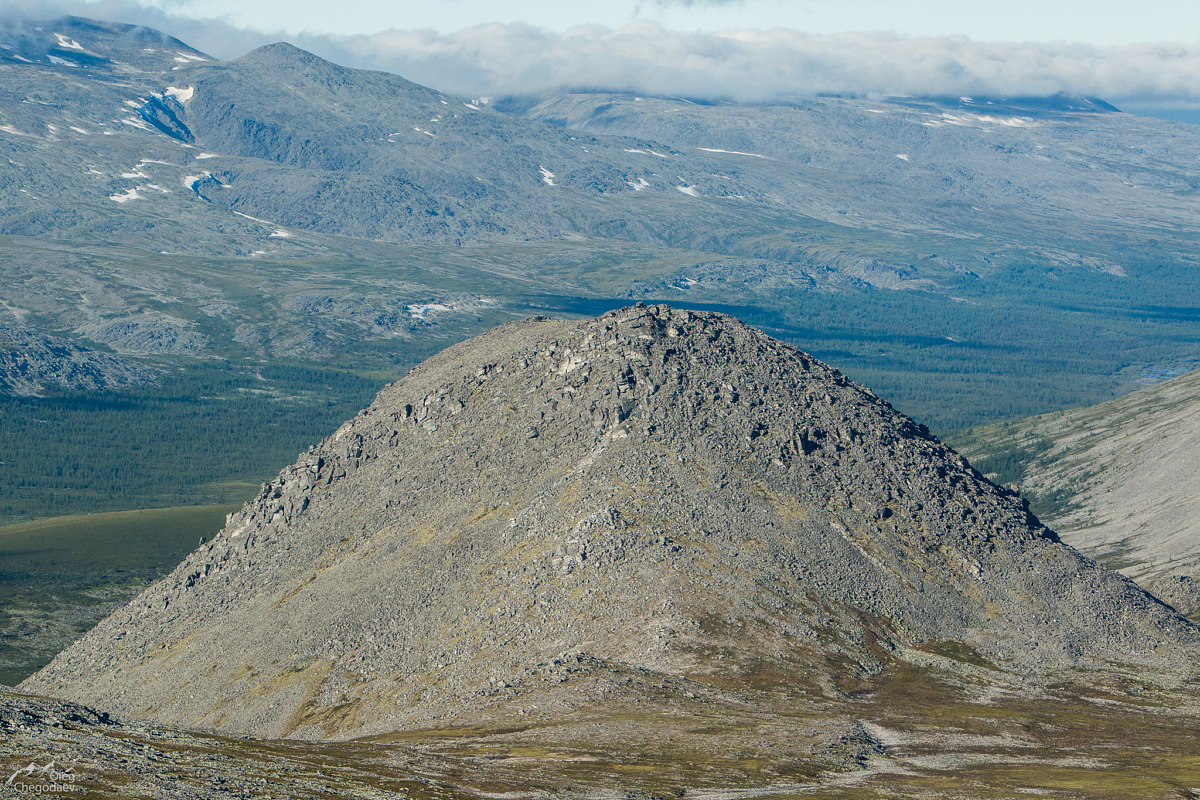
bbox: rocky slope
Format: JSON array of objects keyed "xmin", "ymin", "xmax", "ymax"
[
  {"xmin": 24, "ymin": 306, "xmax": 1200, "ymax": 742},
  {"xmin": 953, "ymin": 367, "xmax": 1200, "ymax": 617},
  {"xmin": 0, "ymin": 326, "xmax": 159, "ymax": 396}
]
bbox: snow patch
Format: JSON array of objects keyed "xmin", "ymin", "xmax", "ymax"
[
  {"xmin": 269, "ymin": 230, "xmax": 290, "ymax": 238},
  {"xmin": 973, "ymin": 114, "xmax": 1039, "ymax": 128},
  {"xmin": 120, "ymin": 170, "xmax": 149, "ymax": 179},
  {"xmin": 165, "ymin": 85, "xmax": 194, "ymax": 103},
  {"xmin": 174, "ymin": 52, "xmax": 207, "ymax": 63},
  {"xmin": 464, "ymin": 102, "xmax": 481, "ymax": 110},
  {"xmin": 698, "ymin": 147, "xmax": 765, "ymax": 159},
  {"xmin": 232, "ymin": 210, "xmax": 274, "ymax": 225},
  {"xmin": 121, "ymin": 117, "xmax": 153, "ymax": 131},
  {"xmin": 676, "ymin": 185, "xmax": 699, "ymax": 197},
  {"xmin": 625, "ymin": 147, "xmax": 669, "ymax": 159},
  {"xmin": 895, "ymin": 153, "xmax": 909, "ymax": 161},
  {"xmin": 922, "ymin": 112, "xmax": 1038, "ymax": 129},
  {"xmin": 182, "ymin": 173, "xmax": 208, "ymax": 190},
  {"xmin": 627, "ymin": 177, "xmax": 650, "ymax": 191},
  {"xmin": 539, "ymin": 166, "xmax": 556, "ymax": 186},
  {"xmin": 407, "ymin": 302, "xmax": 455, "ymax": 320},
  {"xmin": 47, "ymin": 55, "xmax": 75, "ymax": 67},
  {"xmin": 0, "ymin": 125, "xmax": 26, "ymax": 136},
  {"xmin": 69, "ymin": 125, "xmax": 89, "ymax": 134},
  {"xmin": 195, "ymin": 152, "xmax": 218, "ymax": 160},
  {"xmin": 109, "ymin": 188, "xmax": 142, "ymax": 203},
  {"xmin": 54, "ymin": 33, "xmax": 84, "ymax": 51}
]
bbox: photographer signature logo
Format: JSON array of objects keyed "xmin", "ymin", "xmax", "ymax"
[{"xmin": 5, "ymin": 761, "xmax": 78, "ymax": 794}]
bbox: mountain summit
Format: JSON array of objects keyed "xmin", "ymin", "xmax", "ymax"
[{"xmin": 24, "ymin": 306, "xmax": 1200, "ymax": 740}]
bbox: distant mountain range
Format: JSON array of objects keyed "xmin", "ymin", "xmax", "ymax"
[
  {"xmin": 2, "ymin": 14, "xmax": 1200, "ymax": 526},
  {"xmin": 8, "ymin": 18, "xmax": 1187, "ymax": 256},
  {"xmin": 2, "ymin": 16, "xmax": 1199, "ymax": 428}
]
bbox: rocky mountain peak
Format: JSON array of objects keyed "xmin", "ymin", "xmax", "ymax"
[
  {"xmin": 23, "ymin": 306, "xmax": 1200, "ymax": 740},
  {"xmin": 234, "ymin": 41, "xmax": 325, "ymax": 69}
]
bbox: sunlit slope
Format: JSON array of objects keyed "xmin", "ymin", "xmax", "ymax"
[{"xmin": 26, "ymin": 307, "xmax": 1199, "ymax": 742}]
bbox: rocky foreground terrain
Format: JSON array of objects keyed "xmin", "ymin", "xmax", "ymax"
[
  {"xmin": 9, "ymin": 306, "xmax": 1199, "ymax": 796},
  {"xmin": 6, "ymin": 672, "xmax": 1200, "ymax": 799},
  {"xmin": 954, "ymin": 367, "xmax": 1200, "ymax": 619}
]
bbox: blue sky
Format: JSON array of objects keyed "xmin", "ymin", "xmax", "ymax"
[{"xmin": 113, "ymin": 0, "xmax": 1195, "ymax": 44}]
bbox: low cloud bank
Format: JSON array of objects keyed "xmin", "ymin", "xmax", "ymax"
[
  {"xmin": 306, "ymin": 24, "xmax": 1200, "ymax": 110},
  {"xmin": 6, "ymin": 1, "xmax": 1200, "ymax": 111}
]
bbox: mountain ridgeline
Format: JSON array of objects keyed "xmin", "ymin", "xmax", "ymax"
[{"xmin": 24, "ymin": 307, "xmax": 1200, "ymax": 742}]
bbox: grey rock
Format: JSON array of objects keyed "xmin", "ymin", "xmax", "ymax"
[
  {"xmin": 0, "ymin": 325, "xmax": 159, "ymax": 396},
  {"xmin": 24, "ymin": 306, "xmax": 1200, "ymax": 742},
  {"xmin": 954, "ymin": 366, "xmax": 1200, "ymax": 616}
]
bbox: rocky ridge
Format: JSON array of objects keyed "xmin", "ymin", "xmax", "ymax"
[
  {"xmin": 24, "ymin": 306, "xmax": 1200, "ymax": 741},
  {"xmin": 0, "ymin": 326, "xmax": 160, "ymax": 396},
  {"xmin": 954, "ymin": 366, "xmax": 1200, "ymax": 617}
]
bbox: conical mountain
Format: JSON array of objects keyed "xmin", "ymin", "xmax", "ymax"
[{"xmin": 24, "ymin": 306, "xmax": 1200, "ymax": 740}]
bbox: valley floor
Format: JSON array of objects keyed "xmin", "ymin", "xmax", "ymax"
[{"xmin": 4, "ymin": 664, "xmax": 1199, "ymax": 798}]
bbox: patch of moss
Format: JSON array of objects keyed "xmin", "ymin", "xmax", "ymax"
[{"xmin": 917, "ymin": 639, "xmax": 999, "ymax": 670}]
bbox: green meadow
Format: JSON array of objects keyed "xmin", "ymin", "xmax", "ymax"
[{"xmin": 0, "ymin": 504, "xmax": 238, "ymax": 686}]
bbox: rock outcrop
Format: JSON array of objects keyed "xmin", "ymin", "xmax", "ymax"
[
  {"xmin": 24, "ymin": 306, "xmax": 1200, "ymax": 740},
  {"xmin": 0, "ymin": 327, "xmax": 160, "ymax": 396}
]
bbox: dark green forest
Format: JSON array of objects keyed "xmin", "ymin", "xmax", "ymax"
[
  {"xmin": 0, "ymin": 363, "xmax": 389, "ymax": 523},
  {"xmin": 4, "ymin": 250, "xmax": 1200, "ymax": 525}
]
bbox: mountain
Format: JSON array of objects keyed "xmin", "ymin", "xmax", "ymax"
[
  {"xmin": 24, "ymin": 306, "xmax": 1199, "ymax": 746},
  {"xmin": 5, "ymin": 17, "xmax": 1200, "ymax": 796},
  {"xmin": 951, "ymin": 367, "xmax": 1200, "ymax": 618},
  {"xmin": 3, "ymin": 17, "xmax": 1200, "ymax": 429}
]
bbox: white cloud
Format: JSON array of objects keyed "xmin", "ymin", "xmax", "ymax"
[
  {"xmin": 4, "ymin": 2, "xmax": 1199, "ymax": 112},
  {"xmin": 298, "ymin": 24, "xmax": 1200, "ymax": 111}
]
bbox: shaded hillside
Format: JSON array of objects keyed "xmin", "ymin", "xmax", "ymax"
[{"xmin": 952, "ymin": 367, "xmax": 1200, "ymax": 618}]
